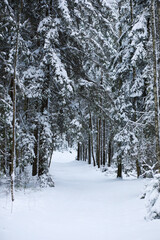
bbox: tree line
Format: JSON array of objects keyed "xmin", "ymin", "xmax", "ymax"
[{"xmin": 0, "ymin": 0, "xmax": 160, "ymax": 200}]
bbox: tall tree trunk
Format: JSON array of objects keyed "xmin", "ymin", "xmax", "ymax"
[
  {"xmin": 130, "ymin": 0, "xmax": 142, "ymax": 177},
  {"xmin": 151, "ymin": 0, "xmax": 160, "ymax": 171},
  {"xmin": 117, "ymin": 1, "xmax": 123, "ymax": 178},
  {"xmin": 32, "ymin": 101, "xmax": 40, "ymax": 176},
  {"xmin": 4, "ymin": 124, "xmax": 8, "ymax": 175},
  {"xmin": 136, "ymin": 159, "xmax": 141, "ymax": 178},
  {"xmin": 117, "ymin": 143, "xmax": 122, "ymax": 178},
  {"xmin": 108, "ymin": 137, "xmax": 112, "ymax": 167},
  {"xmin": 117, "ymin": 161, "xmax": 122, "ymax": 178},
  {"xmin": 32, "ymin": 128, "xmax": 38, "ymax": 176},
  {"xmin": 88, "ymin": 131, "xmax": 91, "ymax": 165},
  {"xmin": 83, "ymin": 144, "xmax": 86, "ymax": 161},
  {"xmin": 90, "ymin": 112, "xmax": 96, "ymax": 166},
  {"xmin": 48, "ymin": 146, "xmax": 54, "ymax": 168},
  {"xmin": 77, "ymin": 142, "xmax": 81, "ymax": 161},
  {"xmin": 11, "ymin": 3, "xmax": 21, "ymax": 201},
  {"xmin": 85, "ymin": 147, "xmax": 87, "ymax": 162},
  {"xmin": 98, "ymin": 118, "xmax": 101, "ymax": 168},
  {"xmin": 96, "ymin": 118, "xmax": 100, "ymax": 168},
  {"xmin": 102, "ymin": 119, "xmax": 106, "ymax": 166},
  {"xmin": 157, "ymin": 0, "xmax": 160, "ymax": 105},
  {"xmin": 101, "ymin": 120, "xmax": 103, "ymax": 166},
  {"xmin": 130, "ymin": 0, "xmax": 133, "ymax": 24}
]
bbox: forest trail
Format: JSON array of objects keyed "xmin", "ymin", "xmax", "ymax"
[{"xmin": 0, "ymin": 150, "xmax": 160, "ymax": 240}]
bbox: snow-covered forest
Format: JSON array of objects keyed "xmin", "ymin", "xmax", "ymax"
[{"xmin": 1, "ymin": 0, "xmax": 160, "ymax": 239}]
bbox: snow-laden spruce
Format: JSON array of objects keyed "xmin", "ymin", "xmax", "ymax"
[{"xmin": 144, "ymin": 174, "xmax": 160, "ymax": 220}]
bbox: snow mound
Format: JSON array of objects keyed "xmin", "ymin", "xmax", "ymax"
[{"xmin": 144, "ymin": 174, "xmax": 160, "ymax": 220}]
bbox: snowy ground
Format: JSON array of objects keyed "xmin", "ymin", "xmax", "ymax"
[{"xmin": 0, "ymin": 150, "xmax": 160, "ymax": 240}]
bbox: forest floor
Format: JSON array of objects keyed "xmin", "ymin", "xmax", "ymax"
[{"xmin": 0, "ymin": 150, "xmax": 160, "ymax": 240}]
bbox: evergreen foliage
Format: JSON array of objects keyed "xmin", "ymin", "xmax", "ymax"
[{"xmin": 0, "ymin": 0, "xmax": 160, "ymax": 202}]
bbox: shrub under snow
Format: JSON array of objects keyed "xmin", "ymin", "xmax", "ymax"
[{"xmin": 144, "ymin": 174, "xmax": 160, "ymax": 220}]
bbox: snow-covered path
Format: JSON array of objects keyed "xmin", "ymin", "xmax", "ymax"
[{"xmin": 0, "ymin": 151, "xmax": 160, "ymax": 240}]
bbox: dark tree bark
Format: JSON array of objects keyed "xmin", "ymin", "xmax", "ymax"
[
  {"xmin": 32, "ymin": 129, "xmax": 38, "ymax": 176},
  {"xmin": 98, "ymin": 118, "xmax": 101, "ymax": 168},
  {"xmin": 151, "ymin": 0, "xmax": 160, "ymax": 171},
  {"xmin": 90, "ymin": 112, "xmax": 96, "ymax": 166},
  {"xmin": 11, "ymin": 2, "xmax": 22, "ymax": 202},
  {"xmin": 102, "ymin": 119, "xmax": 106, "ymax": 166},
  {"xmin": 88, "ymin": 133, "xmax": 91, "ymax": 164},
  {"xmin": 136, "ymin": 159, "xmax": 141, "ymax": 178},
  {"xmin": 108, "ymin": 137, "xmax": 112, "ymax": 167},
  {"xmin": 77, "ymin": 142, "xmax": 81, "ymax": 161},
  {"xmin": 117, "ymin": 161, "xmax": 122, "ymax": 178}
]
